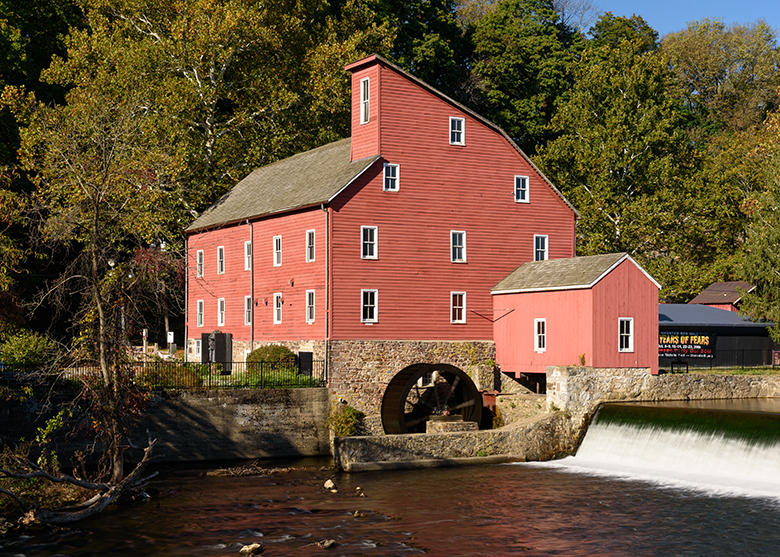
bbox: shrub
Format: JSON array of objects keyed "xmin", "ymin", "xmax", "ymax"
[
  {"xmin": 0, "ymin": 328, "xmax": 58, "ymax": 366},
  {"xmin": 326, "ymin": 405, "xmax": 364, "ymax": 437},
  {"xmin": 136, "ymin": 364, "xmax": 203, "ymax": 389},
  {"xmin": 246, "ymin": 344, "xmax": 295, "ymax": 366}
]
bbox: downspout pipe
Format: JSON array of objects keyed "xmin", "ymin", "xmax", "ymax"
[
  {"xmin": 183, "ymin": 235, "xmax": 189, "ymax": 363},
  {"xmin": 322, "ymin": 203, "xmax": 329, "ymax": 382},
  {"xmin": 249, "ymin": 220, "xmax": 254, "ymax": 354}
]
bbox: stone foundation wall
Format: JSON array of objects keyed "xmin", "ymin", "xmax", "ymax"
[
  {"xmin": 185, "ymin": 338, "xmax": 327, "ymax": 364},
  {"xmin": 333, "ymin": 412, "xmax": 575, "ymax": 471},
  {"xmin": 547, "ymin": 366, "xmax": 780, "ymax": 424},
  {"xmin": 327, "ymin": 339, "xmax": 497, "ymax": 434}
]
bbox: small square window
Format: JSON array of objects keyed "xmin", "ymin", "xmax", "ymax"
[
  {"xmin": 619, "ymin": 317, "xmax": 634, "ymax": 352},
  {"xmin": 196, "ymin": 300, "xmax": 204, "ymax": 328},
  {"xmin": 273, "ymin": 235, "xmax": 282, "ymax": 267},
  {"xmin": 515, "ymin": 176, "xmax": 529, "ymax": 203},
  {"xmin": 451, "ymin": 231, "xmax": 466, "ymax": 263},
  {"xmin": 450, "ymin": 117, "xmax": 465, "ymax": 145},
  {"xmin": 196, "ymin": 250, "xmax": 204, "ymax": 277},
  {"xmin": 217, "ymin": 298, "xmax": 225, "ymax": 327},
  {"xmin": 362, "ymin": 289, "xmax": 378, "ymax": 323},
  {"xmin": 451, "ymin": 292, "xmax": 466, "ymax": 323},
  {"xmin": 244, "ymin": 241, "xmax": 252, "ymax": 271},
  {"xmin": 217, "ymin": 246, "xmax": 225, "ymax": 274},
  {"xmin": 306, "ymin": 230, "xmax": 315, "ymax": 262},
  {"xmin": 274, "ymin": 293, "xmax": 283, "ymax": 324},
  {"xmin": 306, "ymin": 290, "xmax": 315, "ymax": 323},
  {"xmin": 244, "ymin": 295, "xmax": 252, "ymax": 326},
  {"xmin": 361, "ymin": 226, "xmax": 377, "ymax": 259},
  {"xmin": 384, "ymin": 163, "xmax": 399, "ymax": 192},
  {"xmin": 534, "ymin": 235, "xmax": 548, "ymax": 261},
  {"xmin": 360, "ymin": 78, "xmax": 370, "ymax": 124},
  {"xmin": 535, "ymin": 318, "xmax": 546, "ymax": 353}
]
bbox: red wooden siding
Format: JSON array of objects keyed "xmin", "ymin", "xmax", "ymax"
[
  {"xmin": 349, "ymin": 63, "xmax": 381, "ymax": 162},
  {"xmin": 188, "ymin": 208, "xmax": 327, "ymax": 344},
  {"xmin": 493, "ymin": 259, "xmax": 659, "ymax": 375},
  {"xmin": 328, "ymin": 61, "xmax": 576, "ymax": 341}
]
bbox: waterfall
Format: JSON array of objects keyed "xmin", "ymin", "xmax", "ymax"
[{"xmin": 533, "ymin": 401, "xmax": 780, "ymax": 499}]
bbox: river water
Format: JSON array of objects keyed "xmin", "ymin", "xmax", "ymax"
[{"xmin": 4, "ymin": 400, "xmax": 780, "ymax": 557}]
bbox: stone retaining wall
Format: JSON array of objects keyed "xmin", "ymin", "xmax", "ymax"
[
  {"xmin": 333, "ymin": 412, "xmax": 575, "ymax": 472},
  {"xmin": 547, "ymin": 366, "xmax": 780, "ymax": 424},
  {"xmin": 327, "ymin": 339, "xmax": 497, "ymax": 434}
]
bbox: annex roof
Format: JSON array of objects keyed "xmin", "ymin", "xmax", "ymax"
[
  {"xmin": 659, "ymin": 303, "xmax": 769, "ymax": 329},
  {"xmin": 186, "ymin": 139, "xmax": 379, "ymax": 233},
  {"xmin": 491, "ymin": 252, "xmax": 660, "ymax": 294},
  {"xmin": 688, "ymin": 281, "xmax": 755, "ymax": 306}
]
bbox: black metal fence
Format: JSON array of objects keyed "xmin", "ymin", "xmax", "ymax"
[
  {"xmin": 660, "ymin": 348, "xmax": 779, "ymax": 372},
  {"xmin": 0, "ymin": 360, "xmax": 326, "ymax": 390}
]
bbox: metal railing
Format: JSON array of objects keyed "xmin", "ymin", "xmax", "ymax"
[{"xmin": 0, "ymin": 360, "xmax": 326, "ymax": 390}]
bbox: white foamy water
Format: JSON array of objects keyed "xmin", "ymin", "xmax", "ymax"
[{"xmin": 530, "ymin": 421, "xmax": 780, "ymax": 500}]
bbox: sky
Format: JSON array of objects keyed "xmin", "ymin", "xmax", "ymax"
[{"xmin": 593, "ymin": 0, "xmax": 780, "ymax": 37}]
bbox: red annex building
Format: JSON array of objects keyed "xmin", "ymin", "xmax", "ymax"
[{"xmin": 184, "ymin": 54, "xmax": 658, "ymax": 428}]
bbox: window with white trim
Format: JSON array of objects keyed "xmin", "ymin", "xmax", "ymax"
[
  {"xmin": 515, "ymin": 175, "xmax": 529, "ymax": 203},
  {"xmin": 450, "ymin": 117, "xmax": 465, "ymax": 145},
  {"xmin": 196, "ymin": 250, "xmax": 204, "ymax": 277},
  {"xmin": 194, "ymin": 339, "xmax": 202, "ymax": 358},
  {"xmin": 217, "ymin": 298, "xmax": 225, "ymax": 327},
  {"xmin": 273, "ymin": 235, "xmax": 282, "ymax": 267},
  {"xmin": 306, "ymin": 230, "xmax": 315, "ymax": 262},
  {"xmin": 360, "ymin": 78, "xmax": 370, "ymax": 124},
  {"xmin": 534, "ymin": 318, "xmax": 546, "ymax": 353},
  {"xmin": 306, "ymin": 290, "xmax": 315, "ymax": 323},
  {"xmin": 362, "ymin": 289, "xmax": 378, "ymax": 323},
  {"xmin": 196, "ymin": 300, "xmax": 204, "ymax": 328},
  {"xmin": 451, "ymin": 231, "xmax": 466, "ymax": 262},
  {"xmin": 619, "ymin": 317, "xmax": 634, "ymax": 352},
  {"xmin": 451, "ymin": 292, "xmax": 466, "ymax": 323},
  {"xmin": 217, "ymin": 246, "xmax": 225, "ymax": 274},
  {"xmin": 361, "ymin": 226, "xmax": 377, "ymax": 259},
  {"xmin": 273, "ymin": 293, "xmax": 282, "ymax": 324},
  {"xmin": 244, "ymin": 295, "xmax": 252, "ymax": 326},
  {"xmin": 383, "ymin": 163, "xmax": 399, "ymax": 192},
  {"xmin": 534, "ymin": 235, "xmax": 548, "ymax": 261},
  {"xmin": 244, "ymin": 241, "xmax": 252, "ymax": 271}
]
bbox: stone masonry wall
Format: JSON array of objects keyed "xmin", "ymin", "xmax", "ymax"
[
  {"xmin": 547, "ymin": 366, "xmax": 780, "ymax": 425},
  {"xmin": 327, "ymin": 340, "xmax": 497, "ymax": 434}
]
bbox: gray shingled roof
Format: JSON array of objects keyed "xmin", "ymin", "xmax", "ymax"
[
  {"xmin": 660, "ymin": 303, "xmax": 769, "ymax": 328},
  {"xmin": 186, "ymin": 138, "xmax": 379, "ymax": 232},
  {"xmin": 492, "ymin": 252, "xmax": 660, "ymax": 294},
  {"xmin": 688, "ymin": 281, "xmax": 754, "ymax": 306}
]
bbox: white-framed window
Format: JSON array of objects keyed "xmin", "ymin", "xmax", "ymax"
[
  {"xmin": 361, "ymin": 289, "xmax": 378, "ymax": 323},
  {"xmin": 306, "ymin": 290, "xmax": 315, "ymax": 323},
  {"xmin": 360, "ymin": 77, "xmax": 370, "ymax": 124},
  {"xmin": 451, "ymin": 292, "xmax": 466, "ymax": 324},
  {"xmin": 244, "ymin": 241, "xmax": 252, "ymax": 271},
  {"xmin": 515, "ymin": 175, "xmax": 529, "ymax": 203},
  {"xmin": 217, "ymin": 246, "xmax": 225, "ymax": 274},
  {"xmin": 217, "ymin": 298, "xmax": 225, "ymax": 327},
  {"xmin": 534, "ymin": 235, "xmax": 548, "ymax": 261},
  {"xmin": 383, "ymin": 163, "xmax": 399, "ymax": 192},
  {"xmin": 619, "ymin": 317, "xmax": 634, "ymax": 352},
  {"xmin": 244, "ymin": 295, "xmax": 252, "ymax": 326},
  {"xmin": 306, "ymin": 230, "xmax": 315, "ymax": 262},
  {"xmin": 273, "ymin": 293, "xmax": 282, "ymax": 324},
  {"xmin": 361, "ymin": 226, "xmax": 377, "ymax": 259},
  {"xmin": 534, "ymin": 318, "xmax": 546, "ymax": 353},
  {"xmin": 451, "ymin": 230, "xmax": 466, "ymax": 263},
  {"xmin": 196, "ymin": 299, "xmax": 204, "ymax": 328},
  {"xmin": 196, "ymin": 250, "xmax": 204, "ymax": 277},
  {"xmin": 450, "ymin": 116, "xmax": 465, "ymax": 145},
  {"xmin": 194, "ymin": 339, "xmax": 202, "ymax": 358},
  {"xmin": 273, "ymin": 235, "xmax": 282, "ymax": 267}
]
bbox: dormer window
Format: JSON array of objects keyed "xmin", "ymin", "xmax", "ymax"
[
  {"xmin": 360, "ymin": 78, "xmax": 370, "ymax": 124},
  {"xmin": 450, "ymin": 117, "xmax": 465, "ymax": 145}
]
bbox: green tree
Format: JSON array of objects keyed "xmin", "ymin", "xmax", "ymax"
[
  {"xmin": 471, "ymin": 0, "xmax": 584, "ymax": 153},
  {"xmin": 662, "ymin": 18, "xmax": 780, "ymax": 136},
  {"xmin": 588, "ymin": 12, "xmax": 658, "ymax": 53},
  {"xmin": 536, "ymin": 39, "xmax": 729, "ymax": 300}
]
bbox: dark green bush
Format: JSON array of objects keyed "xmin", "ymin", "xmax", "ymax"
[
  {"xmin": 326, "ymin": 405, "xmax": 364, "ymax": 437},
  {"xmin": 246, "ymin": 345, "xmax": 295, "ymax": 366},
  {"xmin": 136, "ymin": 364, "xmax": 203, "ymax": 389}
]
